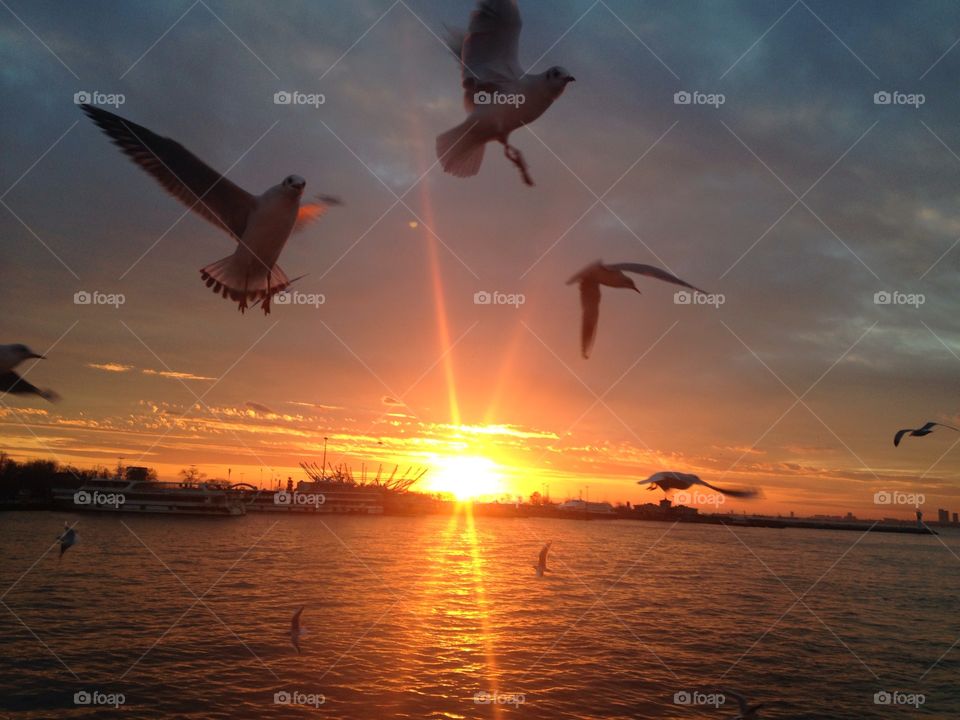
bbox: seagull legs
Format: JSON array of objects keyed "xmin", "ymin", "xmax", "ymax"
[{"xmin": 501, "ymin": 141, "xmax": 534, "ymax": 187}]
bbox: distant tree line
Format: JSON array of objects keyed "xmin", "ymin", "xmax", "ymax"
[{"xmin": 0, "ymin": 453, "xmax": 155, "ymax": 504}]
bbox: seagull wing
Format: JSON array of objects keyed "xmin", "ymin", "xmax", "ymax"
[
  {"xmin": 930, "ymin": 421, "xmax": 960, "ymax": 433},
  {"xmin": 699, "ymin": 479, "xmax": 758, "ymax": 498},
  {"xmin": 462, "ymin": 0, "xmax": 523, "ymax": 88},
  {"xmin": 578, "ymin": 280, "xmax": 601, "ymax": 359},
  {"xmin": 81, "ymin": 104, "xmax": 255, "ymax": 240},
  {"xmin": 293, "ymin": 195, "xmax": 342, "ymax": 234},
  {"xmin": 0, "ymin": 371, "xmax": 58, "ymax": 402},
  {"xmin": 607, "ymin": 263, "xmax": 706, "ymax": 293},
  {"xmin": 291, "ymin": 606, "xmax": 304, "ymax": 632},
  {"xmin": 893, "ymin": 428, "xmax": 911, "ymax": 447}
]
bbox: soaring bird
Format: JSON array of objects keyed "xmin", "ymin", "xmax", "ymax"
[
  {"xmin": 57, "ymin": 522, "xmax": 78, "ymax": 561},
  {"xmin": 0, "ymin": 343, "xmax": 59, "ymax": 402},
  {"xmin": 0, "ymin": 344, "xmax": 44, "ymax": 373},
  {"xmin": 894, "ymin": 421, "xmax": 959, "ymax": 447},
  {"xmin": 438, "ymin": 0, "xmax": 575, "ymax": 186},
  {"xmin": 567, "ymin": 261, "xmax": 706, "ymax": 358},
  {"xmin": 717, "ymin": 689, "xmax": 766, "ymax": 719},
  {"xmin": 534, "ymin": 540, "xmax": 552, "ymax": 577},
  {"xmin": 81, "ymin": 104, "xmax": 340, "ymax": 314},
  {"xmin": 638, "ymin": 472, "xmax": 757, "ymax": 499},
  {"xmin": 290, "ymin": 606, "xmax": 305, "ymax": 654}
]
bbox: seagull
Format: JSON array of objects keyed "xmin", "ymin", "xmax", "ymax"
[
  {"xmin": 567, "ymin": 261, "xmax": 706, "ymax": 358},
  {"xmin": 716, "ymin": 689, "xmax": 766, "ymax": 719},
  {"xmin": 638, "ymin": 472, "xmax": 757, "ymax": 499},
  {"xmin": 290, "ymin": 606, "xmax": 305, "ymax": 654},
  {"xmin": 57, "ymin": 522, "xmax": 78, "ymax": 562},
  {"xmin": 81, "ymin": 104, "xmax": 340, "ymax": 314},
  {"xmin": 0, "ymin": 344, "xmax": 59, "ymax": 402},
  {"xmin": 0, "ymin": 344, "xmax": 44, "ymax": 373},
  {"xmin": 894, "ymin": 421, "xmax": 960, "ymax": 447},
  {"xmin": 534, "ymin": 540, "xmax": 552, "ymax": 577},
  {"xmin": 438, "ymin": 0, "xmax": 575, "ymax": 186}
]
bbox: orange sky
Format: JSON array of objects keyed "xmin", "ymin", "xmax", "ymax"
[{"xmin": 5, "ymin": 1, "xmax": 960, "ymax": 521}]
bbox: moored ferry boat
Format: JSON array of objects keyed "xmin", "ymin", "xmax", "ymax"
[
  {"xmin": 232, "ymin": 478, "xmax": 384, "ymax": 514},
  {"xmin": 52, "ymin": 468, "xmax": 245, "ymax": 516}
]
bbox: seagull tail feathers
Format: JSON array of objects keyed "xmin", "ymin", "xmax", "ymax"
[
  {"xmin": 200, "ymin": 255, "xmax": 292, "ymax": 315},
  {"xmin": 436, "ymin": 120, "xmax": 485, "ymax": 178}
]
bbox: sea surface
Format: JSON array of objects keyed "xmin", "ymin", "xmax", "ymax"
[{"xmin": 1, "ymin": 511, "xmax": 958, "ymax": 718}]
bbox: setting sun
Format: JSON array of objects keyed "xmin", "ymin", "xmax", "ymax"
[{"xmin": 425, "ymin": 455, "xmax": 505, "ymax": 500}]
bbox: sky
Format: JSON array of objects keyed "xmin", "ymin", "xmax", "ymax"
[{"xmin": 3, "ymin": 0, "xmax": 960, "ymax": 518}]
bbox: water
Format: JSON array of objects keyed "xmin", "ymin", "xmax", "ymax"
[{"xmin": 1, "ymin": 512, "xmax": 958, "ymax": 718}]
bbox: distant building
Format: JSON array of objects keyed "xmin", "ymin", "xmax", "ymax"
[
  {"xmin": 557, "ymin": 499, "xmax": 614, "ymax": 515},
  {"xmin": 938, "ymin": 508, "xmax": 950, "ymax": 525},
  {"xmin": 124, "ymin": 466, "xmax": 151, "ymax": 482},
  {"xmin": 954, "ymin": 513, "xmax": 959, "ymax": 525}
]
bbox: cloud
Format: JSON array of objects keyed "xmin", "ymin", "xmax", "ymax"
[
  {"xmin": 87, "ymin": 362, "xmax": 133, "ymax": 373},
  {"xmin": 142, "ymin": 369, "xmax": 215, "ymax": 381},
  {"xmin": 287, "ymin": 401, "xmax": 343, "ymax": 410},
  {"xmin": 245, "ymin": 402, "xmax": 274, "ymax": 415}
]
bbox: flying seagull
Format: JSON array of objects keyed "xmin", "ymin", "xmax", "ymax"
[
  {"xmin": 290, "ymin": 606, "xmax": 305, "ymax": 654},
  {"xmin": 534, "ymin": 540, "xmax": 552, "ymax": 577},
  {"xmin": 58, "ymin": 522, "xmax": 78, "ymax": 562},
  {"xmin": 567, "ymin": 261, "xmax": 706, "ymax": 358},
  {"xmin": 715, "ymin": 689, "xmax": 766, "ymax": 719},
  {"xmin": 438, "ymin": 0, "xmax": 575, "ymax": 186},
  {"xmin": 81, "ymin": 104, "xmax": 340, "ymax": 314},
  {"xmin": 0, "ymin": 344, "xmax": 59, "ymax": 402},
  {"xmin": 894, "ymin": 421, "xmax": 960, "ymax": 447},
  {"xmin": 638, "ymin": 472, "xmax": 757, "ymax": 499}
]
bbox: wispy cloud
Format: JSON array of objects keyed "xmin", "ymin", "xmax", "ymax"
[
  {"xmin": 87, "ymin": 362, "xmax": 133, "ymax": 373},
  {"xmin": 142, "ymin": 369, "xmax": 215, "ymax": 381}
]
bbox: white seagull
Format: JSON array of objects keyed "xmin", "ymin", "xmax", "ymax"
[
  {"xmin": 0, "ymin": 343, "xmax": 59, "ymax": 403},
  {"xmin": 81, "ymin": 104, "xmax": 340, "ymax": 314},
  {"xmin": 638, "ymin": 472, "xmax": 757, "ymax": 499},
  {"xmin": 534, "ymin": 540, "xmax": 552, "ymax": 577},
  {"xmin": 894, "ymin": 421, "xmax": 960, "ymax": 447},
  {"xmin": 57, "ymin": 522, "xmax": 78, "ymax": 562},
  {"xmin": 567, "ymin": 261, "xmax": 706, "ymax": 358},
  {"xmin": 438, "ymin": 0, "xmax": 575, "ymax": 186},
  {"xmin": 290, "ymin": 606, "xmax": 305, "ymax": 654}
]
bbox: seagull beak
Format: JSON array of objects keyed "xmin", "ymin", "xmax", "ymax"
[
  {"xmin": 566, "ymin": 76, "xmax": 576, "ymax": 83},
  {"xmin": 29, "ymin": 353, "xmax": 45, "ymax": 360}
]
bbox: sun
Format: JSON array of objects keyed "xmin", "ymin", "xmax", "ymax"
[{"xmin": 426, "ymin": 455, "xmax": 504, "ymax": 501}]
